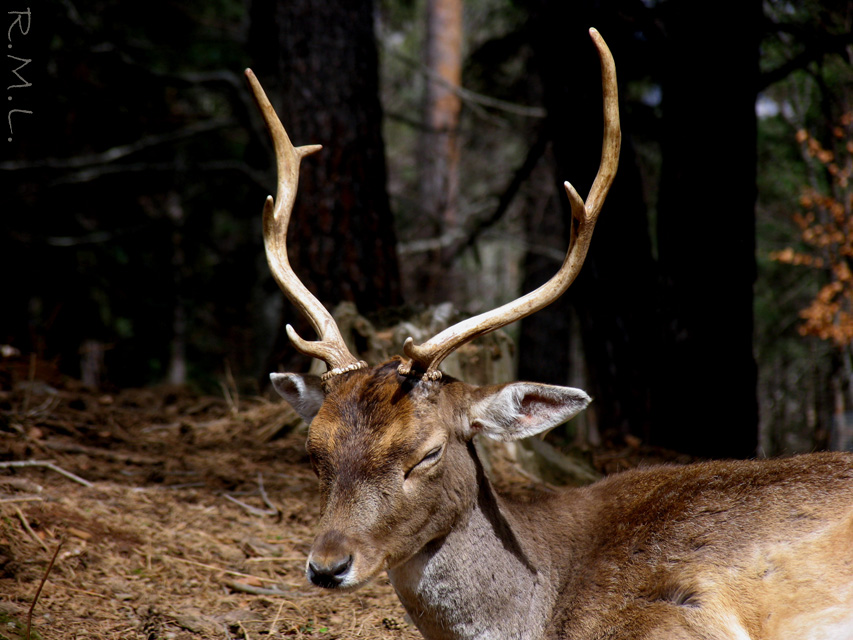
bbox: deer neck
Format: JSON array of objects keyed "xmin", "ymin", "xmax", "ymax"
[{"xmin": 387, "ymin": 444, "xmax": 560, "ymax": 640}]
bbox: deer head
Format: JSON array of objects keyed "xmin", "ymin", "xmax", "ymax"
[{"xmin": 246, "ymin": 23, "xmax": 618, "ymax": 594}]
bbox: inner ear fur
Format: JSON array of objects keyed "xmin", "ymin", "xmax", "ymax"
[
  {"xmin": 468, "ymin": 382, "xmax": 591, "ymax": 442},
  {"xmin": 270, "ymin": 372, "xmax": 326, "ymax": 424}
]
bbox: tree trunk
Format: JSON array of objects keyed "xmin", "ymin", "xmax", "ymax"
[
  {"xmin": 419, "ymin": 0, "xmax": 463, "ymax": 305},
  {"xmin": 249, "ymin": 0, "xmax": 403, "ymax": 373},
  {"xmin": 522, "ymin": 1, "xmax": 658, "ymax": 443},
  {"xmin": 654, "ymin": 0, "xmax": 760, "ymax": 457}
]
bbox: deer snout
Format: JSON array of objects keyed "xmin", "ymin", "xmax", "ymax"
[{"xmin": 307, "ymin": 531, "xmax": 357, "ymax": 589}]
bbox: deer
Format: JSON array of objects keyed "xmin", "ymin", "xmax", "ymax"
[{"xmin": 244, "ymin": 28, "xmax": 853, "ymax": 640}]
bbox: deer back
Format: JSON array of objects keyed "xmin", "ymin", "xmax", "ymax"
[{"xmin": 545, "ymin": 454, "xmax": 853, "ymax": 639}]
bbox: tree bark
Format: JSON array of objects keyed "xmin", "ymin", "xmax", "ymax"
[
  {"xmin": 419, "ymin": 0, "xmax": 463, "ymax": 305},
  {"xmin": 522, "ymin": 1, "xmax": 658, "ymax": 443},
  {"xmin": 249, "ymin": 0, "xmax": 403, "ymax": 373}
]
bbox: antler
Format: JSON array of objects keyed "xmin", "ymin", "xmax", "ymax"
[
  {"xmin": 245, "ymin": 69, "xmax": 367, "ymax": 380},
  {"xmin": 398, "ymin": 28, "xmax": 621, "ymax": 381}
]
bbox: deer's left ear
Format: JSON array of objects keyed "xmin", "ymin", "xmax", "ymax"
[
  {"xmin": 270, "ymin": 372, "xmax": 326, "ymax": 424},
  {"xmin": 467, "ymin": 382, "xmax": 591, "ymax": 442}
]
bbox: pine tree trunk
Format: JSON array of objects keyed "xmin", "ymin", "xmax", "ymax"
[
  {"xmin": 248, "ymin": 0, "xmax": 403, "ymax": 373},
  {"xmin": 419, "ymin": 0, "xmax": 463, "ymax": 305}
]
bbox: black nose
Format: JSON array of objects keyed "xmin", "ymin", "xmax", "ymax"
[{"xmin": 307, "ymin": 554, "xmax": 353, "ymax": 588}]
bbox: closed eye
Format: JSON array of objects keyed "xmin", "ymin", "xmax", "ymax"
[
  {"xmin": 405, "ymin": 445, "xmax": 444, "ymax": 479},
  {"xmin": 421, "ymin": 446, "xmax": 443, "ymax": 464}
]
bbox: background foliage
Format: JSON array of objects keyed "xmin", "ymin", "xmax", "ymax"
[{"xmin": 3, "ymin": 0, "xmax": 853, "ymax": 457}]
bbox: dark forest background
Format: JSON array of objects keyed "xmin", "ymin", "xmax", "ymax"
[{"xmin": 3, "ymin": 0, "xmax": 853, "ymax": 459}]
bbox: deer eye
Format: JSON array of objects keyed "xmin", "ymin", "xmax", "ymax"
[{"xmin": 406, "ymin": 445, "xmax": 444, "ymax": 479}]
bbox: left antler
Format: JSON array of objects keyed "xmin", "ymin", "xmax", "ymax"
[
  {"xmin": 398, "ymin": 28, "xmax": 621, "ymax": 380},
  {"xmin": 246, "ymin": 69, "xmax": 366, "ymax": 380}
]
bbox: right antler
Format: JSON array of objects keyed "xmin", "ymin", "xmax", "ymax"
[
  {"xmin": 246, "ymin": 69, "xmax": 367, "ymax": 380},
  {"xmin": 398, "ymin": 28, "xmax": 621, "ymax": 380}
]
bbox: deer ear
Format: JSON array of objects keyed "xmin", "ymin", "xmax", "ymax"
[
  {"xmin": 468, "ymin": 382, "xmax": 591, "ymax": 442},
  {"xmin": 270, "ymin": 373, "xmax": 326, "ymax": 424}
]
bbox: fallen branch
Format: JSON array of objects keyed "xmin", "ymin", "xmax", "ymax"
[
  {"xmin": 223, "ymin": 579, "xmax": 294, "ymax": 597},
  {"xmin": 0, "ymin": 496, "xmax": 43, "ymax": 504},
  {"xmin": 245, "ymin": 556, "xmax": 305, "ymax": 563},
  {"xmin": 0, "ymin": 460, "xmax": 94, "ymax": 488},
  {"xmin": 42, "ymin": 440, "xmax": 160, "ymax": 466},
  {"xmin": 15, "ymin": 507, "xmax": 48, "ymax": 551},
  {"xmin": 224, "ymin": 473, "xmax": 280, "ymax": 518},
  {"xmin": 257, "ymin": 472, "xmax": 279, "ymax": 515},
  {"xmin": 163, "ymin": 555, "xmax": 279, "ymax": 584},
  {"xmin": 223, "ymin": 494, "xmax": 276, "ymax": 518},
  {"xmin": 62, "ymin": 585, "xmax": 111, "ymax": 599},
  {"xmin": 269, "ymin": 601, "xmax": 286, "ymax": 635}
]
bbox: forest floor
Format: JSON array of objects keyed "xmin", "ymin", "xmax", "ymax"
[{"xmin": 0, "ymin": 356, "xmax": 689, "ymax": 640}]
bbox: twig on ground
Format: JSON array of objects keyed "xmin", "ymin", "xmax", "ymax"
[
  {"xmin": 223, "ymin": 579, "xmax": 294, "ymax": 597},
  {"xmin": 245, "ymin": 556, "xmax": 305, "ymax": 563},
  {"xmin": 42, "ymin": 440, "xmax": 159, "ymax": 465},
  {"xmin": 256, "ymin": 472, "xmax": 280, "ymax": 516},
  {"xmin": 163, "ymin": 555, "xmax": 279, "ymax": 583},
  {"xmin": 0, "ymin": 496, "xmax": 43, "ymax": 504},
  {"xmin": 269, "ymin": 600, "xmax": 286, "ymax": 635},
  {"xmin": 140, "ymin": 421, "xmax": 182, "ymax": 432},
  {"xmin": 0, "ymin": 477, "xmax": 43, "ymax": 493},
  {"xmin": 15, "ymin": 506, "xmax": 48, "ymax": 551},
  {"xmin": 224, "ymin": 473, "xmax": 281, "ymax": 517},
  {"xmin": 141, "ymin": 417, "xmax": 231, "ymax": 433},
  {"xmin": 62, "ymin": 585, "xmax": 111, "ymax": 599},
  {"xmin": 0, "ymin": 460, "xmax": 94, "ymax": 487},
  {"xmin": 26, "ymin": 538, "xmax": 63, "ymax": 640},
  {"xmin": 223, "ymin": 494, "xmax": 276, "ymax": 517},
  {"xmin": 13, "ymin": 394, "xmax": 61, "ymax": 421}
]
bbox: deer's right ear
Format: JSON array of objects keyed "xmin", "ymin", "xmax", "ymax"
[{"xmin": 270, "ymin": 373, "xmax": 326, "ymax": 424}]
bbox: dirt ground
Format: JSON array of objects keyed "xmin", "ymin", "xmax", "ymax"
[
  {"xmin": 0, "ymin": 356, "xmax": 687, "ymax": 640},
  {"xmin": 0, "ymin": 354, "xmax": 426, "ymax": 640}
]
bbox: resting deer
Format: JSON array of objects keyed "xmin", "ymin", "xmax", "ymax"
[{"xmin": 245, "ymin": 29, "xmax": 853, "ymax": 640}]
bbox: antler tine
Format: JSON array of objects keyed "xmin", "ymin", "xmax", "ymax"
[
  {"xmin": 245, "ymin": 69, "xmax": 366, "ymax": 379},
  {"xmin": 399, "ymin": 28, "xmax": 621, "ymax": 381}
]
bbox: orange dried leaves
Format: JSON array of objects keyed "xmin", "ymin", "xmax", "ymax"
[{"xmin": 772, "ymin": 112, "xmax": 853, "ymax": 347}]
